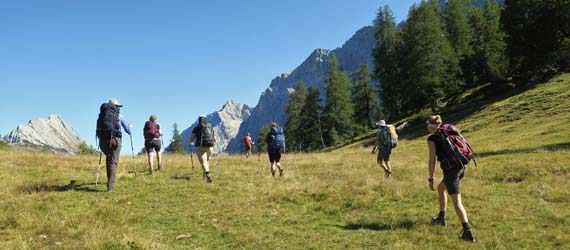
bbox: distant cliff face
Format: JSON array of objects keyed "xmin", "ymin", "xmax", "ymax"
[
  {"xmin": 178, "ymin": 100, "xmax": 252, "ymax": 154},
  {"xmin": 3, "ymin": 114, "xmax": 85, "ymax": 154},
  {"xmin": 226, "ymin": 26, "xmax": 376, "ymax": 153}
]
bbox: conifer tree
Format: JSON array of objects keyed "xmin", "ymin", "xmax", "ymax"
[
  {"xmin": 399, "ymin": 0, "xmax": 460, "ymax": 112},
  {"xmin": 285, "ymin": 81, "xmax": 308, "ymax": 152},
  {"xmin": 372, "ymin": 5, "xmax": 403, "ymax": 118},
  {"xmin": 322, "ymin": 54, "xmax": 354, "ymax": 146},
  {"xmin": 299, "ymin": 86, "xmax": 326, "ymax": 151},
  {"xmin": 168, "ymin": 123, "xmax": 186, "ymax": 154},
  {"xmin": 351, "ymin": 64, "xmax": 378, "ymax": 133},
  {"xmin": 502, "ymin": 0, "xmax": 569, "ymax": 83}
]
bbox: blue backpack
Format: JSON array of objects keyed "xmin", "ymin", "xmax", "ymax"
[{"xmin": 269, "ymin": 127, "xmax": 285, "ymax": 149}]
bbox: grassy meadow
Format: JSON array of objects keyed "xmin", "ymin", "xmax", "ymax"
[{"xmin": 1, "ymin": 74, "xmax": 570, "ymax": 249}]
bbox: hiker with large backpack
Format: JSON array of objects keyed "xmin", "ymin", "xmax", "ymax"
[
  {"xmin": 96, "ymin": 98, "xmax": 132, "ymax": 192},
  {"xmin": 426, "ymin": 115, "xmax": 476, "ymax": 242},
  {"xmin": 188, "ymin": 115, "xmax": 215, "ymax": 183},
  {"xmin": 372, "ymin": 120, "xmax": 394, "ymax": 177},
  {"xmin": 143, "ymin": 114, "xmax": 163, "ymax": 174},
  {"xmin": 265, "ymin": 122, "xmax": 285, "ymax": 177},
  {"xmin": 243, "ymin": 132, "xmax": 255, "ymax": 159}
]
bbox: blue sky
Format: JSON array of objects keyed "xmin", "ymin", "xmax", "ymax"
[{"xmin": 0, "ymin": 0, "xmax": 417, "ymax": 152}]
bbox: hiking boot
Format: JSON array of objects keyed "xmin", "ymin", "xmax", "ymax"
[
  {"xmin": 384, "ymin": 168, "xmax": 392, "ymax": 178},
  {"xmin": 460, "ymin": 230, "xmax": 476, "ymax": 242},
  {"xmin": 205, "ymin": 173, "xmax": 213, "ymax": 183},
  {"xmin": 431, "ymin": 216, "xmax": 447, "ymax": 226},
  {"xmin": 279, "ymin": 168, "xmax": 283, "ymax": 177}
]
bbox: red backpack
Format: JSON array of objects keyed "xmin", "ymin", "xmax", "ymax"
[
  {"xmin": 436, "ymin": 124, "xmax": 477, "ymax": 167},
  {"xmin": 143, "ymin": 121, "xmax": 159, "ymax": 140}
]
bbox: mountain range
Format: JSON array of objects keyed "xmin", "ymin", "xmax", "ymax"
[{"xmin": 2, "ymin": 114, "xmax": 85, "ymax": 154}]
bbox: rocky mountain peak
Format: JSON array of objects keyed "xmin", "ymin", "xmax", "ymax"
[{"xmin": 3, "ymin": 114, "xmax": 85, "ymax": 154}]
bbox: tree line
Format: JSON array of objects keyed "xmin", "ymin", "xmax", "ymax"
[{"xmin": 285, "ymin": 0, "xmax": 570, "ymax": 152}]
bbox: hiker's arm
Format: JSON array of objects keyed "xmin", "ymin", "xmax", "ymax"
[
  {"xmin": 372, "ymin": 135, "xmax": 380, "ymax": 153},
  {"xmin": 428, "ymin": 141, "xmax": 436, "ymax": 179},
  {"xmin": 188, "ymin": 134, "xmax": 196, "ymax": 145},
  {"xmin": 120, "ymin": 117, "xmax": 131, "ymax": 135}
]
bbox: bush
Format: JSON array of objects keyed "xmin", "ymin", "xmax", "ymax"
[{"xmin": 76, "ymin": 142, "xmax": 98, "ymax": 155}]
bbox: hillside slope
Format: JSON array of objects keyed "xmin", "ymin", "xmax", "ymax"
[{"xmin": 0, "ymin": 75, "xmax": 568, "ymax": 249}]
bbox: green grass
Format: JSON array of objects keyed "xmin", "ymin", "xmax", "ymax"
[{"xmin": 1, "ymin": 74, "xmax": 570, "ymax": 249}]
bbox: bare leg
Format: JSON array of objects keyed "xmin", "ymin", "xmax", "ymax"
[
  {"xmin": 157, "ymin": 151, "xmax": 162, "ymax": 170},
  {"xmin": 386, "ymin": 161, "xmax": 392, "ymax": 172},
  {"xmin": 438, "ymin": 181, "xmax": 448, "ymax": 212},
  {"xmin": 450, "ymin": 194, "xmax": 468, "ymax": 223},
  {"xmin": 147, "ymin": 152, "xmax": 154, "ymax": 173}
]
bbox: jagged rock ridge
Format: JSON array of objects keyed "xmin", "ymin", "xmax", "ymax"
[
  {"xmin": 3, "ymin": 114, "xmax": 85, "ymax": 154},
  {"xmin": 226, "ymin": 26, "xmax": 376, "ymax": 153},
  {"xmin": 177, "ymin": 100, "xmax": 252, "ymax": 154}
]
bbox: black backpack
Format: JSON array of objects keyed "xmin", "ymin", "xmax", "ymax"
[
  {"xmin": 96, "ymin": 103, "xmax": 121, "ymax": 139},
  {"xmin": 197, "ymin": 123, "xmax": 215, "ymax": 147}
]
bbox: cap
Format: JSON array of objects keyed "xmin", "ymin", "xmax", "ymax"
[
  {"xmin": 109, "ymin": 98, "xmax": 123, "ymax": 107},
  {"xmin": 376, "ymin": 120, "xmax": 386, "ymax": 127}
]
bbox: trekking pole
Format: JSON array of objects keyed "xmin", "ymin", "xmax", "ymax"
[
  {"xmin": 190, "ymin": 145, "xmax": 195, "ymax": 175},
  {"xmin": 129, "ymin": 133, "xmax": 137, "ymax": 176},
  {"xmin": 257, "ymin": 145, "xmax": 260, "ymax": 175},
  {"xmin": 96, "ymin": 150, "xmax": 102, "ymax": 185}
]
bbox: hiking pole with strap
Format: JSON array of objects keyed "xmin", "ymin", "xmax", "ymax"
[
  {"xmin": 95, "ymin": 135, "xmax": 102, "ymax": 185},
  {"xmin": 129, "ymin": 133, "xmax": 137, "ymax": 176},
  {"xmin": 190, "ymin": 145, "xmax": 195, "ymax": 175},
  {"xmin": 257, "ymin": 144, "xmax": 261, "ymax": 176}
]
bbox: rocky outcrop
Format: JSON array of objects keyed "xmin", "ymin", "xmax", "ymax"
[
  {"xmin": 225, "ymin": 26, "xmax": 376, "ymax": 153},
  {"xmin": 3, "ymin": 114, "xmax": 85, "ymax": 154},
  {"xmin": 178, "ymin": 100, "xmax": 252, "ymax": 154}
]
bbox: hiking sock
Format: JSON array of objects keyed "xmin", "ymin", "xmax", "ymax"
[
  {"xmin": 439, "ymin": 211, "xmax": 446, "ymax": 219},
  {"xmin": 462, "ymin": 222, "xmax": 471, "ymax": 231}
]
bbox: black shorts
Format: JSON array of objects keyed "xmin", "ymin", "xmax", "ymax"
[
  {"xmin": 268, "ymin": 147, "xmax": 282, "ymax": 163},
  {"xmin": 441, "ymin": 161, "xmax": 466, "ymax": 195},
  {"xmin": 245, "ymin": 144, "xmax": 252, "ymax": 151},
  {"xmin": 377, "ymin": 146, "xmax": 392, "ymax": 162},
  {"xmin": 145, "ymin": 139, "xmax": 161, "ymax": 153}
]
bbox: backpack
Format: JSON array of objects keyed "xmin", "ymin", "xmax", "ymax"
[
  {"xmin": 143, "ymin": 121, "xmax": 159, "ymax": 140},
  {"xmin": 269, "ymin": 127, "xmax": 285, "ymax": 149},
  {"xmin": 377, "ymin": 128, "xmax": 392, "ymax": 148},
  {"xmin": 436, "ymin": 124, "xmax": 476, "ymax": 166},
  {"xmin": 198, "ymin": 123, "xmax": 215, "ymax": 147},
  {"xmin": 96, "ymin": 103, "xmax": 121, "ymax": 139},
  {"xmin": 388, "ymin": 125, "xmax": 398, "ymax": 148}
]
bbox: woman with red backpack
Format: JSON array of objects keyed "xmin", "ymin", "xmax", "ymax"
[
  {"xmin": 426, "ymin": 115, "xmax": 476, "ymax": 242},
  {"xmin": 144, "ymin": 114, "xmax": 163, "ymax": 173}
]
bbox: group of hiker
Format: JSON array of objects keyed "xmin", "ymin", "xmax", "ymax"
[
  {"xmin": 96, "ymin": 98, "xmax": 476, "ymax": 242},
  {"xmin": 371, "ymin": 116, "xmax": 476, "ymax": 242}
]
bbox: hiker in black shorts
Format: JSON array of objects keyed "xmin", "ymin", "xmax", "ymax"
[
  {"xmin": 373, "ymin": 120, "xmax": 393, "ymax": 177},
  {"xmin": 265, "ymin": 122, "xmax": 285, "ymax": 177},
  {"xmin": 426, "ymin": 115, "xmax": 476, "ymax": 242},
  {"xmin": 143, "ymin": 114, "xmax": 163, "ymax": 173}
]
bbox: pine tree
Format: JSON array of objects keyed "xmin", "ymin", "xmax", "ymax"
[
  {"xmin": 372, "ymin": 5, "xmax": 403, "ymax": 119},
  {"xmin": 444, "ymin": 0, "xmax": 474, "ymax": 59},
  {"xmin": 299, "ymin": 86, "xmax": 326, "ymax": 151},
  {"xmin": 322, "ymin": 54, "xmax": 354, "ymax": 146},
  {"xmin": 168, "ymin": 123, "xmax": 186, "ymax": 154},
  {"xmin": 285, "ymin": 81, "xmax": 308, "ymax": 152},
  {"xmin": 399, "ymin": 0, "xmax": 461, "ymax": 112},
  {"xmin": 502, "ymin": 0, "xmax": 570, "ymax": 83},
  {"xmin": 351, "ymin": 64, "xmax": 378, "ymax": 134}
]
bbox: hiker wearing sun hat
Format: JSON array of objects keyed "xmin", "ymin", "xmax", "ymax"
[
  {"xmin": 96, "ymin": 98, "xmax": 132, "ymax": 192},
  {"xmin": 373, "ymin": 120, "xmax": 393, "ymax": 177}
]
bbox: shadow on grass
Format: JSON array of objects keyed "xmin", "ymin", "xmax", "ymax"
[
  {"xmin": 339, "ymin": 220, "xmax": 416, "ymax": 231},
  {"xmin": 171, "ymin": 174, "xmax": 190, "ymax": 181},
  {"xmin": 477, "ymin": 142, "xmax": 570, "ymax": 158},
  {"xmin": 18, "ymin": 180, "xmax": 101, "ymax": 194}
]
